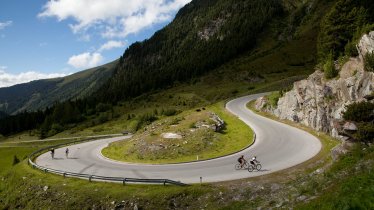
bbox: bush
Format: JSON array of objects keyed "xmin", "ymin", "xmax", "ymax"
[
  {"xmin": 323, "ymin": 53, "xmax": 338, "ymax": 79},
  {"xmin": 51, "ymin": 123, "xmax": 64, "ymax": 133},
  {"xmin": 345, "ymin": 41, "xmax": 358, "ymax": 57},
  {"xmin": 343, "ymin": 101, "xmax": 374, "ymax": 143},
  {"xmin": 96, "ymin": 103, "xmax": 111, "ymax": 113},
  {"xmin": 343, "ymin": 102, "xmax": 374, "ymax": 122},
  {"xmin": 162, "ymin": 109, "xmax": 179, "ymax": 116},
  {"xmin": 133, "ymin": 113, "xmax": 158, "ymax": 130},
  {"xmin": 364, "ymin": 52, "xmax": 374, "ymax": 72},
  {"xmin": 12, "ymin": 155, "xmax": 20, "ymax": 165},
  {"xmin": 128, "ymin": 120, "xmax": 142, "ymax": 132},
  {"xmin": 98, "ymin": 113, "xmax": 109, "ymax": 123},
  {"xmin": 268, "ymin": 91, "xmax": 281, "ymax": 108},
  {"xmin": 354, "ymin": 122, "xmax": 374, "ymax": 143}
]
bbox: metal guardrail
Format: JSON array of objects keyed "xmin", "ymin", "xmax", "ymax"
[{"xmin": 28, "ymin": 138, "xmax": 188, "ymax": 186}]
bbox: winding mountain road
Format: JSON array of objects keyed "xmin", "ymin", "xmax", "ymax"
[{"xmin": 36, "ymin": 93, "xmax": 321, "ymax": 184}]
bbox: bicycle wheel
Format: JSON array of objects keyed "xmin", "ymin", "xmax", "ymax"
[
  {"xmin": 235, "ymin": 163, "xmax": 241, "ymax": 170},
  {"xmin": 256, "ymin": 164, "xmax": 262, "ymax": 171},
  {"xmin": 247, "ymin": 165, "xmax": 254, "ymax": 172}
]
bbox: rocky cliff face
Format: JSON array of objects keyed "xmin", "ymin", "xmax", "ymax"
[{"xmin": 255, "ymin": 31, "xmax": 374, "ymax": 140}]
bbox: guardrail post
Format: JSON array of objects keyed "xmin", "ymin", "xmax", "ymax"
[
  {"xmin": 44, "ymin": 169, "xmax": 48, "ymax": 173},
  {"xmin": 89, "ymin": 175, "xmax": 92, "ymax": 182},
  {"xmin": 123, "ymin": 178, "xmax": 126, "ymax": 186},
  {"xmin": 63, "ymin": 173, "xmax": 66, "ymax": 178},
  {"xmin": 200, "ymin": 177, "xmax": 202, "ymax": 185},
  {"xmin": 163, "ymin": 180, "xmax": 166, "ymax": 186}
]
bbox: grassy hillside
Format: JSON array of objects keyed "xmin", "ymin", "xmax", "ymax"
[{"xmin": 0, "ymin": 60, "xmax": 117, "ymax": 115}]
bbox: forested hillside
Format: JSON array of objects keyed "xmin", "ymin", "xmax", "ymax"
[
  {"xmin": 0, "ymin": 60, "xmax": 117, "ymax": 115},
  {"xmin": 97, "ymin": 0, "xmax": 284, "ymax": 102},
  {"xmin": 318, "ymin": 0, "xmax": 374, "ymax": 60}
]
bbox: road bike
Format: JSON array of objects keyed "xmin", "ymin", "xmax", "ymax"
[
  {"xmin": 247, "ymin": 161, "xmax": 262, "ymax": 172},
  {"xmin": 235, "ymin": 159, "xmax": 249, "ymax": 170}
]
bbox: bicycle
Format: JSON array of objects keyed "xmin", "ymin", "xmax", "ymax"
[
  {"xmin": 235, "ymin": 159, "xmax": 249, "ymax": 170},
  {"xmin": 247, "ymin": 161, "xmax": 262, "ymax": 172}
]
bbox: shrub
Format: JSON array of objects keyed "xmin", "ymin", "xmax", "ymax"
[
  {"xmin": 96, "ymin": 103, "xmax": 111, "ymax": 112},
  {"xmin": 12, "ymin": 155, "xmax": 20, "ymax": 165},
  {"xmin": 344, "ymin": 41, "xmax": 358, "ymax": 57},
  {"xmin": 354, "ymin": 123, "xmax": 374, "ymax": 143},
  {"xmin": 364, "ymin": 52, "xmax": 374, "ymax": 72},
  {"xmin": 343, "ymin": 102, "xmax": 374, "ymax": 122},
  {"xmin": 136, "ymin": 113, "xmax": 158, "ymax": 129},
  {"xmin": 268, "ymin": 91, "xmax": 281, "ymax": 108},
  {"xmin": 323, "ymin": 53, "xmax": 338, "ymax": 79},
  {"xmin": 98, "ymin": 113, "xmax": 109, "ymax": 123},
  {"xmin": 128, "ymin": 120, "xmax": 142, "ymax": 132},
  {"xmin": 343, "ymin": 101, "xmax": 374, "ymax": 143},
  {"xmin": 162, "ymin": 109, "xmax": 179, "ymax": 116}
]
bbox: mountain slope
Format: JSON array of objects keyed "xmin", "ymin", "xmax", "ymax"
[
  {"xmin": 97, "ymin": 0, "xmax": 285, "ymax": 102},
  {"xmin": 0, "ymin": 60, "xmax": 117, "ymax": 115}
]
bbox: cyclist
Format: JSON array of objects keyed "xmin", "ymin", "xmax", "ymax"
[
  {"xmin": 250, "ymin": 156, "xmax": 258, "ymax": 166},
  {"xmin": 65, "ymin": 148, "xmax": 69, "ymax": 159},
  {"xmin": 51, "ymin": 148, "xmax": 55, "ymax": 159},
  {"xmin": 237, "ymin": 155, "xmax": 245, "ymax": 168}
]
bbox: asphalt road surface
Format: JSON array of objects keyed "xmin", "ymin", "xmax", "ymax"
[{"xmin": 36, "ymin": 93, "xmax": 321, "ymax": 184}]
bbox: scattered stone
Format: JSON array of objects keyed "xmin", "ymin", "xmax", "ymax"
[
  {"xmin": 271, "ymin": 184, "xmax": 281, "ymax": 192},
  {"xmin": 161, "ymin": 133, "xmax": 182, "ymax": 139},
  {"xmin": 331, "ymin": 141, "xmax": 353, "ymax": 161},
  {"xmin": 297, "ymin": 195, "xmax": 308, "ymax": 202},
  {"xmin": 343, "ymin": 122, "xmax": 358, "ymax": 131},
  {"xmin": 314, "ymin": 168, "xmax": 323, "ymax": 175},
  {"xmin": 43, "ymin": 186, "xmax": 49, "ymax": 191}
]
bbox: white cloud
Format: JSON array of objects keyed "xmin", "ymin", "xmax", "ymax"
[
  {"xmin": 98, "ymin": 40, "xmax": 126, "ymax": 52},
  {"xmin": 38, "ymin": 0, "xmax": 191, "ymax": 38},
  {"xmin": 0, "ymin": 21, "xmax": 12, "ymax": 30},
  {"xmin": 0, "ymin": 67, "xmax": 68, "ymax": 88},
  {"xmin": 67, "ymin": 52, "xmax": 103, "ymax": 69}
]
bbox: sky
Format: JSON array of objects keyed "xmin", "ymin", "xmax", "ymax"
[{"xmin": 0, "ymin": 0, "xmax": 191, "ymax": 88}]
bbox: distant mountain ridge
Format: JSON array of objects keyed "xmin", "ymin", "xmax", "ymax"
[{"xmin": 0, "ymin": 60, "xmax": 117, "ymax": 115}]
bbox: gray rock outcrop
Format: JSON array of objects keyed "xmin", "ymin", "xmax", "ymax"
[
  {"xmin": 358, "ymin": 31, "xmax": 374, "ymax": 61},
  {"xmin": 256, "ymin": 31, "xmax": 374, "ymax": 140}
]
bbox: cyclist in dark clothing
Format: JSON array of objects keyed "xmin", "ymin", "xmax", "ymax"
[
  {"xmin": 51, "ymin": 148, "xmax": 55, "ymax": 159},
  {"xmin": 237, "ymin": 155, "xmax": 245, "ymax": 168}
]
